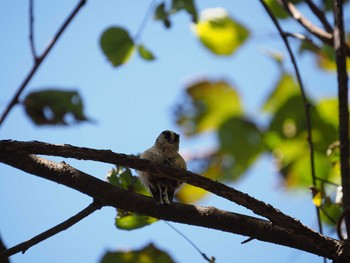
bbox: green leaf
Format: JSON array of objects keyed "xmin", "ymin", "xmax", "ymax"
[
  {"xmin": 23, "ymin": 89, "xmax": 89, "ymax": 125},
  {"xmin": 101, "ymin": 243, "xmax": 175, "ymax": 263},
  {"xmin": 217, "ymin": 117, "xmax": 264, "ymax": 180},
  {"xmin": 100, "ymin": 27, "xmax": 135, "ymax": 67},
  {"xmin": 138, "ymin": 44, "xmax": 156, "ymax": 61},
  {"xmin": 192, "ymin": 8, "xmax": 249, "ymax": 56},
  {"xmin": 264, "ymin": 0, "xmax": 302, "ymax": 19},
  {"xmin": 262, "ymin": 73, "xmax": 299, "ymax": 113},
  {"xmin": 116, "ymin": 210, "xmax": 158, "ymax": 230},
  {"xmin": 154, "ymin": 2, "xmax": 171, "ymax": 28},
  {"xmin": 107, "ymin": 168, "xmax": 157, "ymax": 230},
  {"xmin": 175, "ymin": 80, "xmax": 243, "ymax": 135},
  {"xmin": 171, "ymin": 0, "xmax": 198, "ymax": 23}
]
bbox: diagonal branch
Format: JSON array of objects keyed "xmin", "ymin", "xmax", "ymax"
[
  {"xmin": 281, "ymin": 0, "xmax": 350, "ymax": 57},
  {"xmin": 304, "ymin": 0, "xmax": 332, "ymax": 33},
  {"xmin": 0, "ymin": 0, "xmax": 86, "ymax": 126},
  {"xmin": 0, "ymin": 139, "xmax": 322, "ymax": 240},
  {"xmin": 333, "ymin": 0, "xmax": 350, "ymax": 238},
  {"xmin": 260, "ymin": 0, "xmax": 324, "ymax": 241},
  {"xmin": 0, "ymin": 151, "xmax": 340, "ymax": 260},
  {"xmin": 0, "ymin": 202, "xmax": 101, "ymax": 259}
]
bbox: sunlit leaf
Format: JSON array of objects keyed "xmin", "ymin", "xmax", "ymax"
[
  {"xmin": 101, "ymin": 243, "xmax": 175, "ymax": 263},
  {"xmin": 312, "ymin": 188, "xmax": 323, "ymax": 207},
  {"xmin": 116, "ymin": 210, "xmax": 158, "ymax": 230},
  {"xmin": 171, "ymin": 0, "xmax": 198, "ymax": 23},
  {"xmin": 262, "ymin": 73, "xmax": 299, "ymax": 113},
  {"xmin": 100, "ymin": 27, "xmax": 135, "ymax": 67},
  {"xmin": 23, "ymin": 89, "xmax": 89, "ymax": 125},
  {"xmin": 138, "ymin": 44, "xmax": 156, "ymax": 61},
  {"xmin": 316, "ymin": 98, "xmax": 338, "ymax": 127},
  {"xmin": 176, "ymin": 184, "xmax": 208, "ymax": 204},
  {"xmin": 192, "ymin": 8, "xmax": 249, "ymax": 55},
  {"xmin": 107, "ymin": 168, "xmax": 157, "ymax": 230},
  {"xmin": 154, "ymin": 2, "xmax": 171, "ymax": 28},
  {"xmin": 175, "ymin": 80, "xmax": 243, "ymax": 135}
]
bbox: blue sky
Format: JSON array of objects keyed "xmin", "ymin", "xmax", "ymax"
[{"xmin": 0, "ymin": 1, "xmax": 343, "ymax": 263}]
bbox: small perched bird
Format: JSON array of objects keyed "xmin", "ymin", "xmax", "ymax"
[{"xmin": 139, "ymin": 130, "xmax": 187, "ymax": 204}]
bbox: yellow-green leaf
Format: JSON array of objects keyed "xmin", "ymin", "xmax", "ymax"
[
  {"xmin": 175, "ymin": 80, "xmax": 243, "ymax": 135},
  {"xmin": 138, "ymin": 44, "xmax": 156, "ymax": 61},
  {"xmin": 262, "ymin": 73, "xmax": 299, "ymax": 113},
  {"xmin": 176, "ymin": 184, "xmax": 208, "ymax": 204},
  {"xmin": 107, "ymin": 168, "xmax": 157, "ymax": 230},
  {"xmin": 192, "ymin": 8, "xmax": 249, "ymax": 56},
  {"xmin": 100, "ymin": 27, "xmax": 135, "ymax": 67}
]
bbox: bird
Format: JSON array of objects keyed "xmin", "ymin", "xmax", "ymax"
[{"xmin": 139, "ymin": 130, "xmax": 187, "ymax": 204}]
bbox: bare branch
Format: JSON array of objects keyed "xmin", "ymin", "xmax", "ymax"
[
  {"xmin": 0, "ymin": 0, "xmax": 86, "ymax": 126},
  {"xmin": 281, "ymin": 0, "xmax": 332, "ymax": 42},
  {"xmin": 304, "ymin": 0, "xmax": 332, "ymax": 33},
  {"xmin": 333, "ymin": 0, "xmax": 350, "ymax": 238},
  {"xmin": 0, "ymin": 202, "xmax": 101, "ymax": 259},
  {"xmin": 0, "ymin": 150, "xmax": 341, "ymax": 260},
  {"xmin": 260, "ymin": 0, "xmax": 323, "ymax": 238}
]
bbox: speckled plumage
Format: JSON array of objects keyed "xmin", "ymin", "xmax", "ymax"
[{"xmin": 139, "ymin": 130, "xmax": 186, "ymax": 204}]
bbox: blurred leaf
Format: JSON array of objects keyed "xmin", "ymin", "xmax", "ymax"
[
  {"xmin": 316, "ymin": 98, "xmax": 338, "ymax": 127},
  {"xmin": 217, "ymin": 117, "xmax": 264, "ymax": 180},
  {"xmin": 100, "ymin": 27, "xmax": 135, "ymax": 67},
  {"xmin": 115, "ymin": 210, "xmax": 158, "ymax": 230},
  {"xmin": 107, "ymin": 168, "xmax": 157, "ymax": 230},
  {"xmin": 321, "ymin": 203, "xmax": 342, "ymax": 226},
  {"xmin": 176, "ymin": 184, "xmax": 208, "ymax": 204},
  {"xmin": 264, "ymin": 0, "xmax": 302, "ymax": 19},
  {"xmin": 23, "ymin": 89, "xmax": 89, "ymax": 125},
  {"xmin": 262, "ymin": 73, "xmax": 299, "ymax": 113},
  {"xmin": 171, "ymin": 0, "xmax": 198, "ymax": 23},
  {"xmin": 154, "ymin": 2, "xmax": 171, "ymax": 28},
  {"xmin": 192, "ymin": 8, "xmax": 249, "ymax": 55},
  {"xmin": 101, "ymin": 243, "xmax": 175, "ymax": 263},
  {"xmin": 176, "ymin": 80, "xmax": 243, "ymax": 135},
  {"xmin": 312, "ymin": 188, "xmax": 323, "ymax": 207},
  {"xmin": 138, "ymin": 44, "xmax": 156, "ymax": 61}
]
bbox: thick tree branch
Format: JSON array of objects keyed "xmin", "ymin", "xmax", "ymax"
[
  {"xmin": 334, "ymin": 0, "xmax": 350, "ymax": 238},
  {"xmin": 0, "ymin": 0, "xmax": 86, "ymax": 126},
  {"xmin": 0, "ymin": 140, "xmax": 321, "ymax": 240},
  {"xmin": 0, "ymin": 202, "xmax": 101, "ymax": 259},
  {"xmin": 0, "ymin": 151, "xmax": 341, "ymax": 260}
]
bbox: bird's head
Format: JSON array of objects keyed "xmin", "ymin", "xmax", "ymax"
[{"xmin": 155, "ymin": 130, "xmax": 180, "ymax": 152}]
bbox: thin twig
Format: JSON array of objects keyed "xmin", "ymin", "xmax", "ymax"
[
  {"xmin": 29, "ymin": 0, "xmax": 38, "ymax": 60},
  {"xmin": 0, "ymin": 201, "xmax": 101, "ymax": 259},
  {"xmin": 259, "ymin": 0, "xmax": 324, "ymax": 240},
  {"xmin": 333, "ymin": 0, "xmax": 350, "ymax": 237},
  {"xmin": 164, "ymin": 221, "xmax": 215, "ymax": 263},
  {"xmin": 281, "ymin": 0, "xmax": 332, "ymax": 43},
  {"xmin": 134, "ymin": 0, "xmax": 158, "ymax": 41},
  {"xmin": 304, "ymin": 0, "xmax": 332, "ymax": 33},
  {"xmin": 0, "ymin": 0, "xmax": 87, "ymax": 127}
]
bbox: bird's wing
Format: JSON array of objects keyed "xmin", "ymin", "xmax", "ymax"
[{"xmin": 140, "ymin": 147, "xmax": 164, "ymax": 164}]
